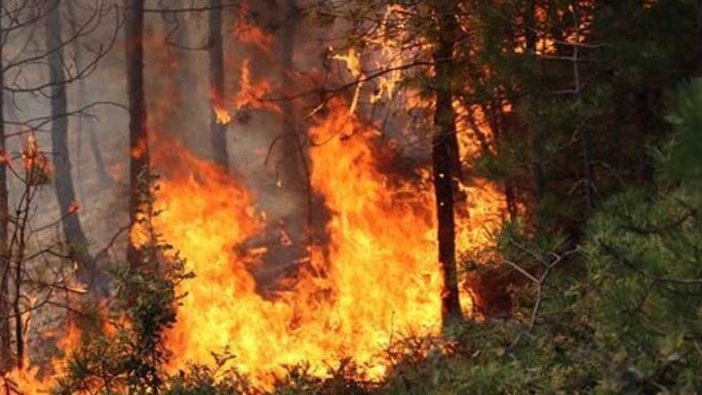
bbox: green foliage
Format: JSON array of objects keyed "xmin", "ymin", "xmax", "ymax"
[
  {"xmin": 259, "ymin": 78, "xmax": 702, "ymax": 394},
  {"xmin": 53, "ymin": 1, "xmax": 702, "ymax": 393},
  {"xmin": 165, "ymin": 349, "xmax": 252, "ymax": 395},
  {"xmin": 663, "ymin": 79, "xmax": 702, "ymax": 184},
  {"xmin": 54, "ymin": 170, "xmax": 193, "ymax": 395}
]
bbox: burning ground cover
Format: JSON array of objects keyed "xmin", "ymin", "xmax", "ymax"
[{"xmin": 4, "ymin": 0, "xmax": 697, "ymax": 393}]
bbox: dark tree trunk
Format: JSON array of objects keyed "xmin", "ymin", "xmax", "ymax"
[
  {"xmin": 45, "ymin": 1, "xmax": 98, "ymax": 293},
  {"xmin": 277, "ymin": 0, "xmax": 308, "ymax": 239},
  {"xmin": 126, "ymin": 0, "xmax": 148, "ymax": 267},
  {"xmin": 0, "ymin": 5, "xmax": 12, "ymax": 372},
  {"xmin": 277, "ymin": 0, "xmax": 305, "ymax": 192},
  {"xmin": 209, "ymin": 0, "xmax": 229, "ymax": 169},
  {"xmin": 525, "ymin": 0, "xmax": 545, "ymax": 210},
  {"xmin": 432, "ymin": 2, "xmax": 462, "ymax": 327}
]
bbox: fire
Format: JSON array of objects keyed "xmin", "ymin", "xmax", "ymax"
[
  {"xmin": 213, "ymin": 104, "xmax": 232, "ymax": 125},
  {"xmin": 3, "ymin": 6, "xmax": 506, "ymax": 391},
  {"xmin": 146, "ymin": 94, "xmax": 503, "ymax": 388},
  {"xmin": 235, "ymin": 13, "xmax": 273, "ymax": 55},
  {"xmin": 2, "ymin": 322, "xmax": 81, "ymax": 394},
  {"xmin": 233, "ymin": 58, "xmax": 281, "ymax": 114}
]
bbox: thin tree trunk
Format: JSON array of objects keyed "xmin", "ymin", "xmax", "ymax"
[
  {"xmin": 209, "ymin": 0, "xmax": 229, "ymax": 169},
  {"xmin": 0, "ymin": 5, "xmax": 13, "ymax": 372},
  {"xmin": 160, "ymin": 0, "xmax": 195, "ymax": 144},
  {"xmin": 46, "ymin": 0, "xmax": 97, "ymax": 294},
  {"xmin": 126, "ymin": 0, "xmax": 148, "ymax": 267},
  {"xmin": 66, "ymin": 0, "xmax": 111, "ymax": 196},
  {"xmin": 525, "ymin": 0, "xmax": 545, "ymax": 210},
  {"xmin": 12, "ymin": 179, "xmax": 31, "ymax": 370},
  {"xmin": 432, "ymin": 2, "xmax": 462, "ymax": 328}
]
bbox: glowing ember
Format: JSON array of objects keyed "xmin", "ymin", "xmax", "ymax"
[{"xmin": 213, "ymin": 104, "xmax": 232, "ymax": 124}]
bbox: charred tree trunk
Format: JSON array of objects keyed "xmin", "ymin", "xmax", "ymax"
[
  {"xmin": 209, "ymin": 0, "xmax": 229, "ymax": 169},
  {"xmin": 0, "ymin": 7, "xmax": 12, "ymax": 372},
  {"xmin": 277, "ymin": 0, "xmax": 309, "ymax": 242},
  {"xmin": 432, "ymin": 2, "xmax": 462, "ymax": 327},
  {"xmin": 278, "ymin": 0, "xmax": 305, "ymax": 192},
  {"xmin": 46, "ymin": 0, "xmax": 97, "ymax": 294},
  {"xmin": 126, "ymin": 0, "xmax": 148, "ymax": 267}
]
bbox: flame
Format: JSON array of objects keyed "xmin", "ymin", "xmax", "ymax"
[
  {"xmin": 2, "ymin": 322, "xmax": 81, "ymax": 394},
  {"xmin": 213, "ymin": 104, "xmax": 232, "ymax": 125},
  {"xmin": 234, "ymin": 12, "xmax": 274, "ymax": 55},
  {"xmin": 21, "ymin": 135, "xmax": 50, "ymax": 174},
  {"xmin": 146, "ymin": 95, "xmax": 503, "ymax": 388},
  {"xmin": 233, "ymin": 59, "xmax": 281, "ymax": 114},
  {"xmin": 4, "ymin": 5, "xmax": 509, "ymax": 390},
  {"xmin": 130, "ymin": 137, "xmax": 148, "ymax": 159}
]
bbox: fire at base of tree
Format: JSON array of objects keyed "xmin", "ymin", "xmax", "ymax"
[{"xmin": 1, "ymin": 0, "xmax": 702, "ymax": 394}]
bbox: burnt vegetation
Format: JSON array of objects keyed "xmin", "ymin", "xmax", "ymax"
[{"xmin": 1, "ymin": 0, "xmax": 702, "ymax": 394}]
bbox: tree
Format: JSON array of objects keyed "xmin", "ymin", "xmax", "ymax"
[
  {"xmin": 0, "ymin": 2, "xmax": 10, "ymax": 374},
  {"xmin": 0, "ymin": 0, "xmax": 118, "ymax": 374},
  {"xmin": 276, "ymin": 0, "xmax": 306, "ymax": 194},
  {"xmin": 431, "ymin": 0, "xmax": 463, "ymax": 325},
  {"xmin": 209, "ymin": 0, "xmax": 229, "ymax": 170},
  {"xmin": 45, "ymin": 0, "xmax": 97, "ymax": 295},
  {"xmin": 66, "ymin": 0, "xmax": 112, "ymax": 193},
  {"xmin": 126, "ymin": 0, "xmax": 149, "ymax": 266},
  {"xmin": 56, "ymin": 172, "xmax": 193, "ymax": 395}
]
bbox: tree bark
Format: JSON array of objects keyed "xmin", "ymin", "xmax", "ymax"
[
  {"xmin": 277, "ymin": 0, "xmax": 305, "ymax": 188},
  {"xmin": 277, "ymin": 0, "xmax": 308, "ymax": 237},
  {"xmin": 209, "ymin": 0, "xmax": 229, "ymax": 169},
  {"xmin": 432, "ymin": 1, "xmax": 462, "ymax": 327},
  {"xmin": 0, "ymin": 4, "xmax": 12, "ymax": 372},
  {"xmin": 46, "ymin": 0, "xmax": 97, "ymax": 294},
  {"xmin": 159, "ymin": 0, "xmax": 196, "ymax": 144},
  {"xmin": 126, "ymin": 0, "xmax": 148, "ymax": 267}
]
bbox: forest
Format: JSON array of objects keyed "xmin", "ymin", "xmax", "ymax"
[{"xmin": 0, "ymin": 0, "xmax": 701, "ymax": 393}]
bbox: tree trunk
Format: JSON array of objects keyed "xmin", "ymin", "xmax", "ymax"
[
  {"xmin": 46, "ymin": 0, "xmax": 97, "ymax": 294},
  {"xmin": 432, "ymin": 2, "xmax": 462, "ymax": 327},
  {"xmin": 525, "ymin": 0, "xmax": 545, "ymax": 224},
  {"xmin": 278, "ymin": 0, "xmax": 305, "ymax": 183},
  {"xmin": 126, "ymin": 0, "xmax": 148, "ymax": 267},
  {"xmin": 209, "ymin": 0, "xmax": 229, "ymax": 169},
  {"xmin": 0, "ymin": 5, "xmax": 12, "ymax": 372},
  {"xmin": 278, "ymin": 0, "xmax": 305, "ymax": 189},
  {"xmin": 277, "ymin": 0, "xmax": 309, "ymax": 239},
  {"xmin": 66, "ymin": 0, "xmax": 111, "ymax": 197},
  {"xmin": 159, "ymin": 0, "xmax": 196, "ymax": 144}
]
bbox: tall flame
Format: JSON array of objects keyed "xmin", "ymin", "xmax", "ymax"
[{"xmin": 148, "ymin": 98, "xmax": 505, "ymax": 387}]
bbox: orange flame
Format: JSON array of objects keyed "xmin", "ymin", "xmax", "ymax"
[
  {"xmin": 2, "ymin": 322, "xmax": 81, "ymax": 394},
  {"xmin": 233, "ymin": 59, "xmax": 281, "ymax": 114},
  {"xmin": 147, "ymin": 97, "xmax": 503, "ymax": 388},
  {"xmin": 213, "ymin": 104, "xmax": 232, "ymax": 125}
]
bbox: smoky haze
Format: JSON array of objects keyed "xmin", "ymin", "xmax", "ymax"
[{"xmin": 2, "ymin": 0, "xmax": 360, "ymax": 301}]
